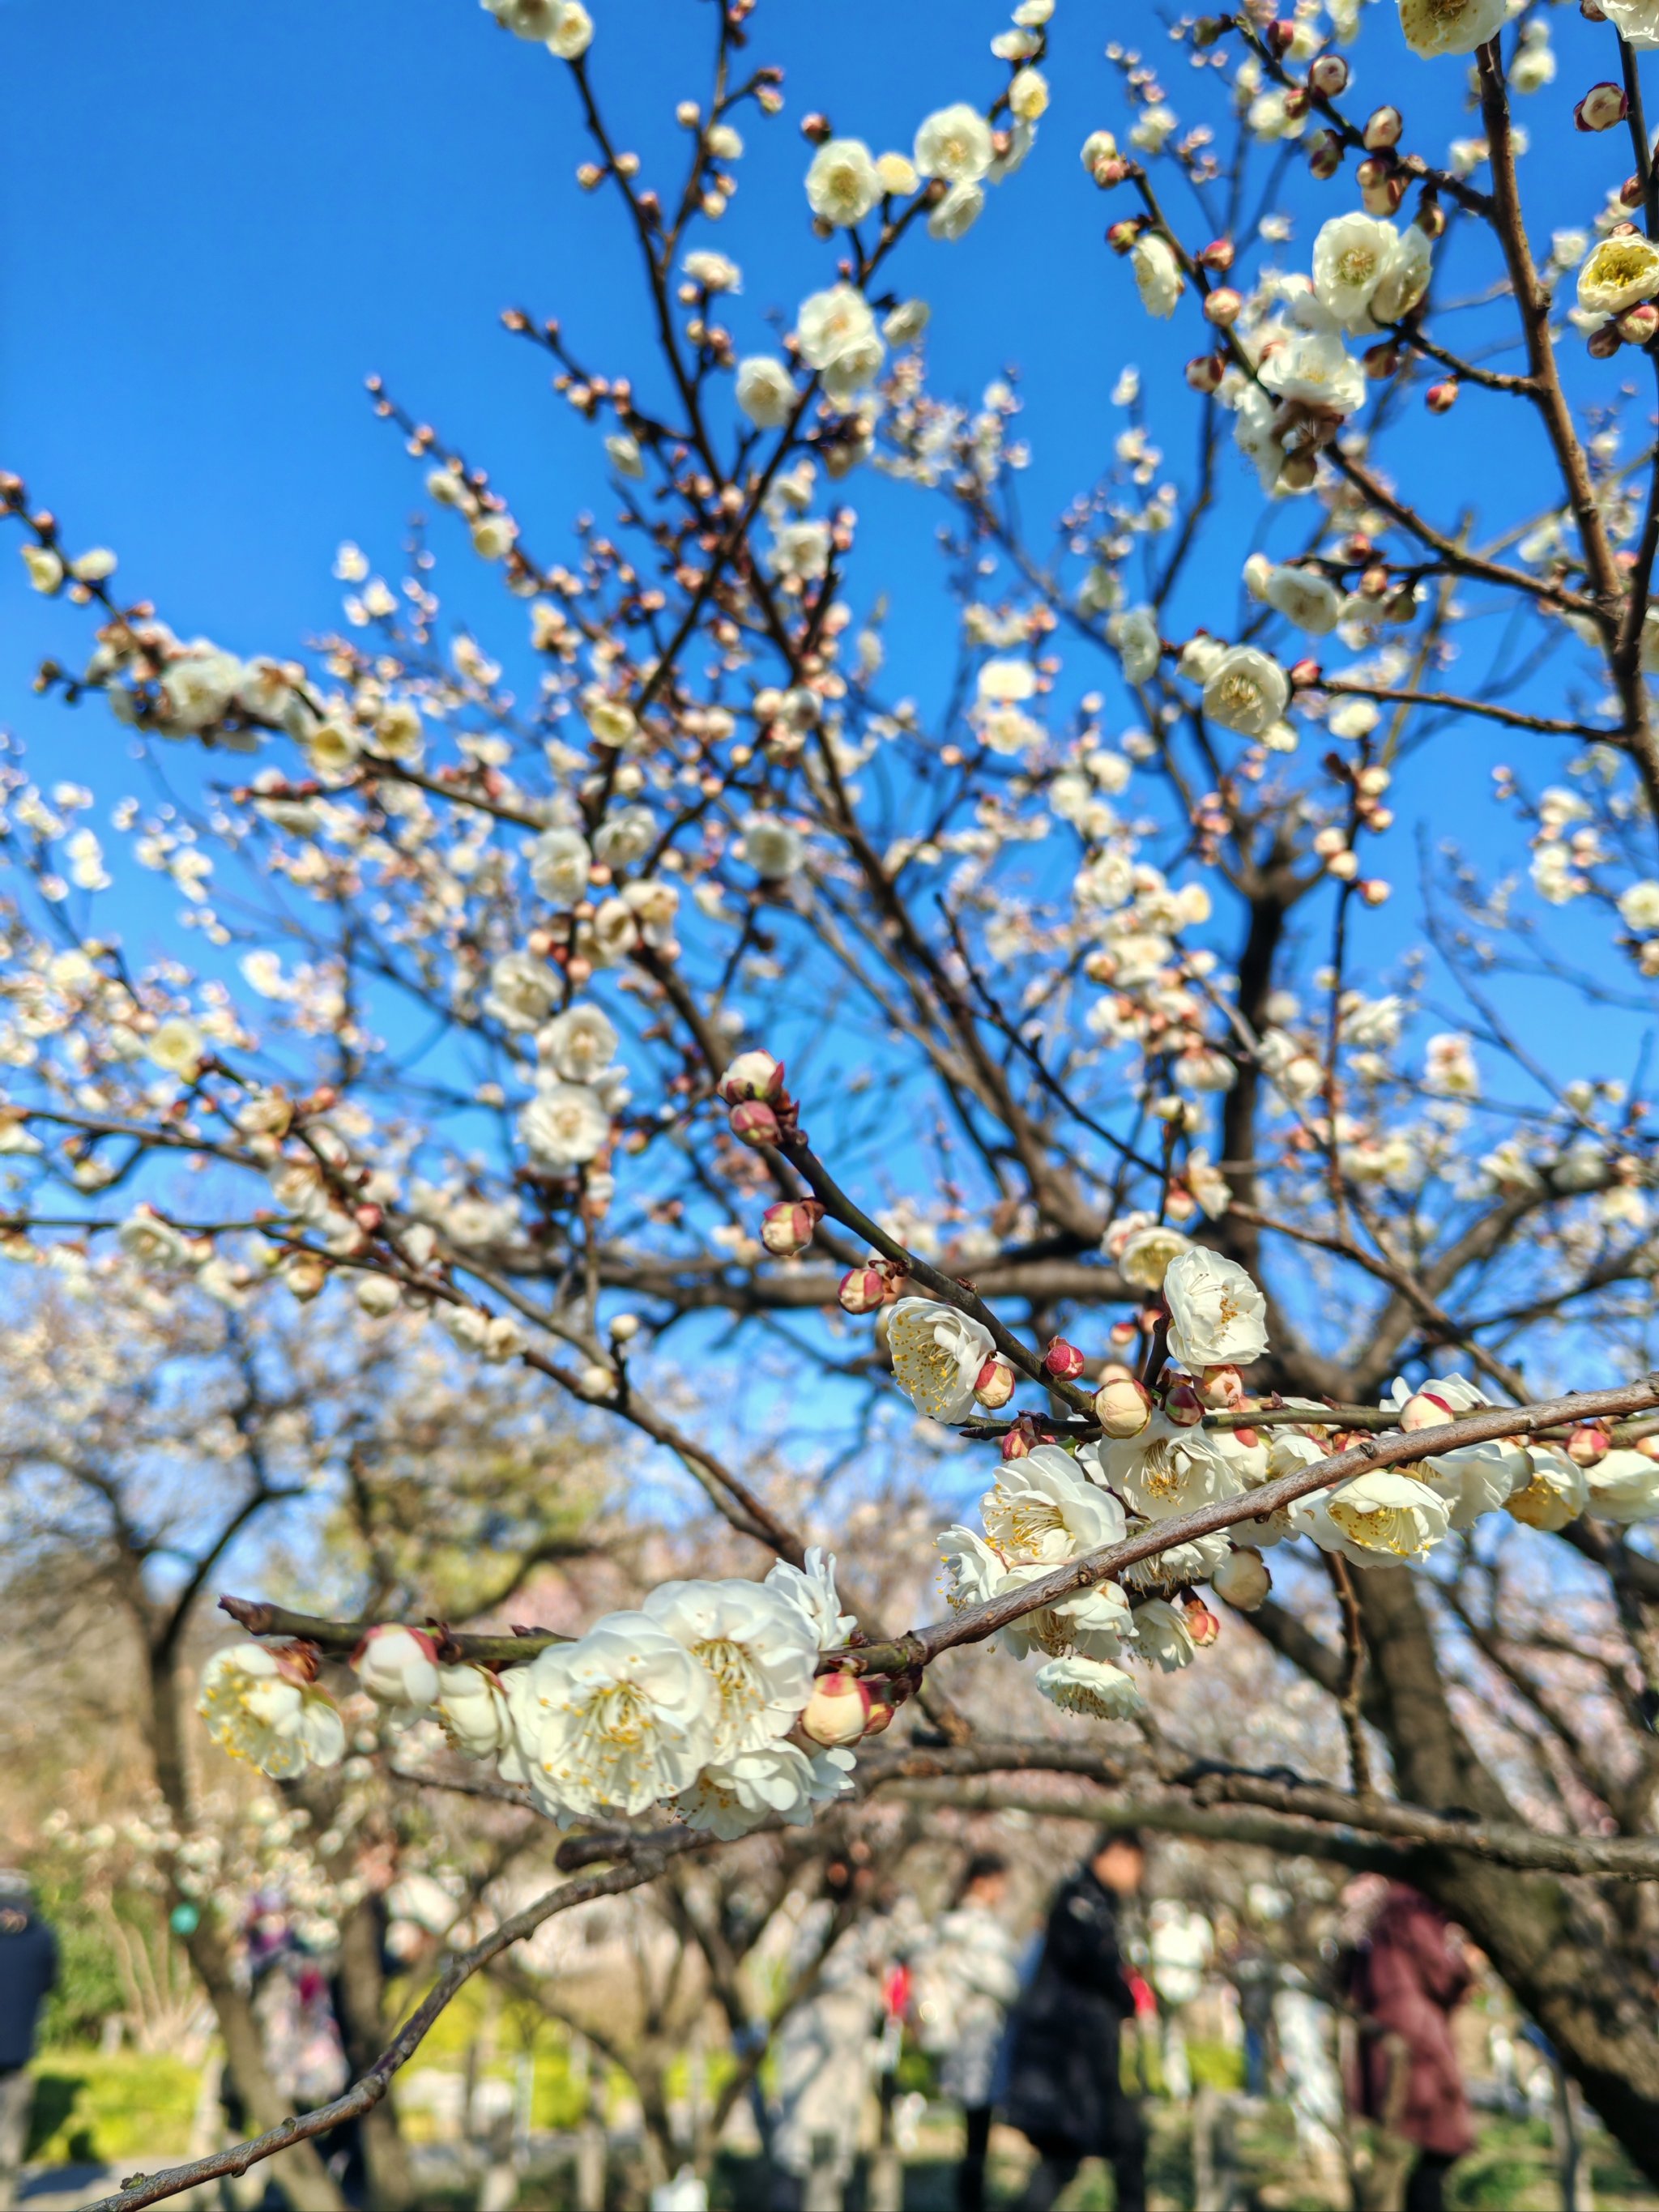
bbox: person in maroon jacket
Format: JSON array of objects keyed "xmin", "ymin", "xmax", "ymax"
[{"xmin": 1346, "ymin": 1884, "xmax": 1476, "ymax": 2212}]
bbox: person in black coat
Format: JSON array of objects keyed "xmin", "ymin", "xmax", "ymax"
[
  {"xmin": 1000, "ymin": 1830, "xmax": 1147, "ymax": 2212},
  {"xmin": 0, "ymin": 1871, "xmax": 58, "ymax": 2204}
]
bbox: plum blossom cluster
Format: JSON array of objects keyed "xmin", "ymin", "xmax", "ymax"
[{"xmin": 199, "ymin": 1554, "xmax": 885, "ymax": 1842}]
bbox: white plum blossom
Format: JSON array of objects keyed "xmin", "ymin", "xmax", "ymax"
[
  {"xmin": 679, "ymin": 1741, "xmax": 855, "ymax": 1837},
  {"xmin": 1311, "ymin": 213, "xmax": 1401, "ymax": 330},
  {"xmin": 1578, "ymin": 234, "xmax": 1659, "ymax": 318},
  {"xmin": 1091, "ymin": 1416, "xmax": 1244, "ymax": 1523},
  {"xmin": 981, "ymin": 1445, "xmax": 1127, "ymax": 1564},
  {"xmin": 1505, "ymin": 1448, "xmax": 1589, "ymax": 1532},
  {"xmin": 1107, "ymin": 606, "xmax": 1162, "ymax": 684},
  {"xmin": 1201, "ymin": 647, "xmax": 1290, "ymax": 739},
  {"xmin": 504, "ymin": 1611, "xmax": 715, "ymax": 1818},
  {"xmin": 795, "ymin": 286, "xmax": 885, "ymax": 402},
  {"xmin": 1397, "ymin": 0, "xmax": 1507, "ymax": 57},
  {"xmin": 1291, "ymin": 1470, "xmax": 1452, "ymax": 1563},
  {"xmin": 806, "ymin": 139, "xmax": 882, "ymax": 226},
  {"xmin": 1131, "ymin": 1597, "xmax": 1195, "ymax": 1673},
  {"xmin": 1266, "ymin": 567, "xmax": 1342, "ymax": 634},
  {"xmin": 886, "ymin": 1297, "xmax": 996, "ymax": 1421},
  {"xmin": 539, "ymin": 1002, "xmax": 619, "ymax": 1084},
  {"xmin": 518, "ymin": 1081, "xmax": 610, "ymax": 1167},
  {"xmin": 742, "ymin": 814, "xmax": 805, "ymax": 880},
  {"xmin": 736, "ymin": 357, "xmax": 797, "ymax": 428},
  {"xmin": 1132, "ymin": 234, "xmax": 1184, "ymax": 319},
  {"xmin": 1163, "ymin": 1247, "xmax": 1269, "ymax": 1371},
  {"xmin": 914, "ymin": 104, "xmax": 994, "ymax": 183},
  {"xmin": 484, "ymin": 951, "xmax": 561, "ymax": 1032},
  {"xmin": 352, "ymin": 1626, "xmax": 441, "ymax": 1710},
  {"xmin": 642, "ymin": 1578, "xmax": 818, "ymax": 1758},
  {"xmin": 436, "ymin": 1664, "xmax": 516, "ymax": 1758},
  {"xmin": 1034, "ymin": 1653, "xmax": 1145, "ymax": 1718},
  {"xmin": 766, "ymin": 1548, "xmax": 858, "ymax": 1649},
  {"xmin": 198, "ymin": 1645, "xmax": 345, "ymax": 1780},
  {"xmin": 1583, "ymin": 1450, "xmax": 1659, "ymax": 1524}
]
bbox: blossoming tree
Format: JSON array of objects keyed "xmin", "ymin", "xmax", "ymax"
[{"xmin": 10, "ymin": 0, "xmax": 1659, "ymax": 2193}]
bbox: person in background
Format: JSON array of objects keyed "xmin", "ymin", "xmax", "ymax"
[
  {"xmin": 1000, "ymin": 1829, "xmax": 1147, "ymax": 2212},
  {"xmin": 914, "ymin": 1852, "xmax": 1021, "ymax": 2212},
  {"xmin": 0, "ymin": 1871, "xmax": 58, "ymax": 2210},
  {"xmin": 1346, "ymin": 1883, "xmax": 1476, "ymax": 2212},
  {"xmin": 770, "ymin": 1855, "xmax": 888, "ymax": 2212}
]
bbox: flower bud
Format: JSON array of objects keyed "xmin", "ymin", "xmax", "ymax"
[
  {"xmin": 1204, "ymin": 286, "xmax": 1243, "ymax": 327},
  {"xmin": 1621, "ymin": 173, "xmax": 1647, "ymax": 209},
  {"xmin": 1183, "ymin": 1597, "xmax": 1222, "ymax": 1647},
  {"xmin": 1289, "ymin": 656, "xmax": 1323, "ymax": 688},
  {"xmin": 1196, "ymin": 237, "xmax": 1235, "ymax": 272},
  {"xmin": 1212, "ymin": 1548, "xmax": 1271, "ymax": 1610},
  {"xmin": 1567, "ymin": 1424, "xmax": 1610, "ymax": 1466},
  {"xmin": 352, "ymin": 1624, "xmax": 441, "ymax": 1709},
  {"xmin": 1636, "ymin": 1433, "xmax": 1659, "ymax": 1462},
  {"xmin": 1363, "ymin": 342, "xmax": 1401, "ymax": 380},
  {"xmin": 1363, "ymin": 105, "xmax": 1402, "ymax": 151},
  {"xmin": 1199, "ymin": 1364, "xmax": 1244, "ymax": 1409},
  {"xmin": 761, "ymin": 1199, "xmax": 824, "ymax": 1255},
  {"xmin": 1576, "ymin": 82, "xmax": 1628, "ymax": 131},
  {"xmin": 1001, "ymin": 1423, "xmax": 1034, "ymax": 1460},
  {"xmin": 1044, "ymin": 1336, "xmax": 1086, "ymax": 1381},
  {"xmin": 1185, "ymin": 353, "xmax": 1226, "ymax": 393},
  {"xmin": 975, "ymin": 1357, "xmax": 1017, "ymax": 1409},
  {"xmin": 1165, "ymin": 1379, "xmax": 1205, "ymax": 1426},
  {"xmin": 718, "ymin": 1050, "xmax": 784, "ymax": 1104},
  {"xmin": 1358, "ymin": 158, "xmax": 1404, "ymax": 215},
  {"xmin": 1095, "ymin": 1374, "xmax": 1153, "ymax": 1438},
  {"xmin": 1588, "ymin": 322, "xmax": 1624, "ymax": 359},
  {"xmin": 1309, "ymin": 54, "xmax": 1349, "ymax": 96},
  {"xmin": 1398, "ymin": 1389, "xmax": 1456, "ymax": 1430},
  {"xmin": 800, "ymin": 1671, "xmax": 873, "ymax": 1746},
  {"xmin": 1618, "ymin": 300, "xmax": 1659, "ymax": 347},
  {"xmin": 284, "ymin": 1251, "xmax": 328, "ymax": 1302},
  {"xmin": 1278, "ymin": 447, "xmax": 1319, "ymax": 492},
  {"xmin": 1282, "ymin": 87, "xmax": 1312, "ymax": 121},
  {"xmin": 1425, "ymin": 378, "xmax": 1459, "ymax": 413},
  {"xmin": 1265, "ymin": 18, "xmax": 1297, "ymax": 55},
  {"xmin": 1106, "ymin": 219, "xmax": 1141, "ymax": 255},
  {"xmin": 729, "ymin": 1100, "xmax": 782, "ymax": 1147},
  {"xmin": 859, "ymin": 1679, "xmax": 899, "ymax": 1736},
  {"xmin": 1192, "ymin": 15, "xmax": 1228, "ymax": 46},
  {"xmin": 1414, "ymin": 195, "xmax": 1446, "ymax": 240},
  {"xmin": 1308, "ymin": 129, "xmax": 1344, "ymax": 180},
  {"xmin": 838, "ymin": 1266, "xmax": 889, "ymax": 1315}
]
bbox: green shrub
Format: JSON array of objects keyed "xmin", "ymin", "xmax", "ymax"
[{"xmin": 26, "ymin": 2051, "xmax": 202, "ymax": 2165}]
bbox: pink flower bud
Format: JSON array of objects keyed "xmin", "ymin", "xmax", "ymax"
[
  {"xmin": 1199, "ymin": 1364, "xmax": 1244, "ymax": 1409},
  {"xmin": 1307, "ymin": 129, "xmax": 1344, "ymax": 181},
  {"xmin": 1000, "ymin": 1425, "xmax": 1034, "ymax": 1460},
  {"xmin": 1357, "ymin": 156, "xmax": 1403, "ymax": 215},
  {"xmin": 1165, "ymin": 1379, "xmax": 1204, "ymax": 1426},
  {"xmin": 1289, "ymin": 657, "xmax": 1323, "ymax": 689},
  {"xmin": 860, "ymin": 1679, "xmax": 899, "ymax": 1736},
  {"xmin": 1095, "ymin": 1374, "xmax": 1153, "ymax": 1438},
  {"xmin": 838, "ymin": 1266, "xmax": 889, "ymax": 1315},
  {"xmin": 1567, "ymin": 1424, "xmax": 1610, "ymax": 1466},
  {"xmin": 761, "ymin": 1199, "xmax": 824, "ymax": 1255},
  {"xmin": 1621, "ymin": 172, "xmax": 1647, "ymax": 209},
  {"xmin": 1618, "ymin": 300, "xmax": 1659, "ymax": 346},
  {"xmin": 1106, "ymin": 219, "xmax": 1141, "ymax": 255},
  {"xmin": 1183, "ymin": 1597, "xmax": 1222, "ymax": 1647},
  {"xmin": 1094, "ymin": 156, "xmax": 1131, "ymax": 186},
  {"xmin": 1576, "ymin": 82, "xmax": 1628, "ymax": 131},
  {"xmin": 1425, "ymin": 378, "xmax": 1459, "ymax": 414},
  {"xmin": 1108, "ymin": 1321, "xmax": 1139, "ymax": 1349},
  {"xmin": 1265, "ymin": 18, "xmax": 1297, "ymax": 55},
  {"xmin": 1309, "ymin": 54, "xmax": 1349, "ymax": 96},
  {"xmin": 974, "ymin": 1357, "xmax": 1017, "ymax": 1409},
  {"xmin": 1211, "ymin": 1548, "xmax": 1271, "ymax": 1610},
  {"xmin": 1196, "ymin": 237, "xmax": 1235, "ymax": 272},
  {"xmin": 1588, "ymin": 322, "xmax": 1624, "ymax": 359},
  {"xmin": 1044, "ymin": 1336, "xmax": 1086, "ymax": 1381},
  {"xmin": 1636, "ymin": 1433, "xmax": 1659, "ymax": 1463},
  {"xmin": 1204, "ymin": 286, "xmax": 1243, "ymax": 327},
  {"xmin": 352, "ymin": 1624, "xmax": 441, "ymax": 1708},
  {"xmin": 1363, "ymin": 105, "xmax": 1402, "ymax": 151},
  {"xmin": 1398, "ymin": 1389, "xmax": 1456, "ymax": 1431},
  {"xmin": 1185, "ymin": 353, "xmax": 1226, "ymax": 393},
  {"xmin": 800, "ymin": 1671, "xmax": 872, "ymax": 1746},
  {"xmin": 1282, "ymin": 87, "xmax": 1311, "ymax": 121},
  {"xmin": 729, "ymin": 1100, "xmax": 782, "ymax": 1148},
  {"xmin": 1363, "ymin": 342, "xmax": 1401, "ymax": 380},
  {"xmin": 718, "ymin": 1050, "xmax": 784, "ymax": 1104}
]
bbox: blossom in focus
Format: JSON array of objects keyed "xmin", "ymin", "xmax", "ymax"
[
  {"xmin": 1293, "ymin": 1470, "xmax": 1452, "ymax": 1562},
  {"xmin": 1131, "ymin": 1597, "xmax": 1195, "ymax": 1673},
  {"xmin": 642, "ymin": 1578, "xmax": 818, "ymax": 1758},
  {"xmin": 1034, "ymin": 1653, "xmax": 1145, "ymax": 1718},
  {"xmin": 1311, "ymin": 212, "xmax": 1401, "ymax": 331},
  {"xmin": 1602, "ymin": 0, "xmax": 1659, "ymax": 48},
  {"xmin": 1201, "ymin": 646, "xmax": 1290, "ymax": 739},
  {"xmin": 504, "ymin": 1611, "xmax": 715, "ymax": 1818},
  {"xmin": 1578, "ymin": 233, "xmax": 1659, "ymax": 318},
  {"xmin": 352, "ymin": 1625, "xmax": 441, "ymax": 1710},
  {"xmin": 198, "ymin": 1644, "xmax": 345, "ymax": 1780},
  {"xmin": 1091, "ymin": 1416, "xmax": 1243, "ymax": 1524},
  {"xmin": 981, "ymin": 1444, "xmax": 1127, "ymax": 1564},
  {"xmin": 1163, "ymin": 1247, "xmax": 1269, "ymax": 1372},
  {"xmin": 679, "ymin": 1741, "xmax": 855, "ymax": 1837},
  {"xmin": 436, "ymin": 1664, "xmax": 515, "ymax": 1758},
  {"xmin": 1504, "ymin": 1447, "xmax": 1589, "ymax": 1532},
  {"xmin": 887, "ymin": 1297, "xmax": 997, "ymax": 1422},
  {"xmin": 766, "ymin": 1547, "xmax": 858, "ymax": 1648}
]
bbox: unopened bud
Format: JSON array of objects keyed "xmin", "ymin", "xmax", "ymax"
[
  {"xmin": 1425, "ymin": 378, "xmax": 1459, "ymax": 413},
  {"xmin": 1106, "ymin": 219, "xmax": 1141, "ymax": 255},
  {"xmin": 1309, "ymin": 53, "xmax": 1349, "ymax": 96},
  {"xmin": 1363, "ymin": 104, "xmax": 1402, "ymax": 151},
  {"xmin": 1588, "ymin": 322, "xmax": 1624, "ymax": 359},
  {"xmin": 859, "ymin": 1679, "xmax": 899, "ymax": 1737},
  {"xmin": 975, "ymin": 1357, "xmax": 1017, "ymax": 1409},
  {"xmin": 1358, "ymin": 877, "xmax": 1392, "ymax": 906},
  {"xmin": 1636, "ymin": 1433, "xmax": 1659, "ymax": 1462},
  {"xmin": 1278, "ymin": 447, "xmax": 1319, "ymax": 491},
  {"xmin": 1165, "ymin": 1379, "xmax": 1205, "ymax": 1426},
  {"xmin": 729, "ymin": 1100, "xmax": 782, "ymax": 1147},
  {"xmin": 718, "ymin": 1049, "xmax": 784, "ymax": 1104},
  {"xmin": 1363, "ymin": 341, "xmax": 1401, "ymax": 380},
  {"xmin": 1192, "ymin": 15, "xmax": 1228, "ymax": 48},
  {"xmin": 1621, "ymin": 173, "xmax": 1647, "ymax": 209},
  {"xmin": 1197, "ymin": 237, "xmax": 1235, "ymax": 271},
  {"xmin": 838, "ymin": 1266, "xmax": 889, "ymax": 1315},
  {"xmin": 1618, "ymin": 300, "xmax": 1659, "ymax": 347},
  {"xmin": 1567, "ymin": 1424, "xmax": 1610, "ymax": 1466},
  {"xmin": 1199, "ymin": 1364, "xmax": 1244, "ymax": 1409},
  {"xmin": 1576, "ymin": 81, "xmax": 1629, "ymax": 132},
  {"xmin": 1288, "ymin": 656, "xmax": 1323, "ymax": 688},
  {"xmin": 799, "ymin": 1672, "xmax": 872, "ymax": 1746},
  {"xmin": 1358, "ymin": 157, "xmax": 1404, "ymax": 215},
  {"xmin": 1183, "ymin": 1597, "xmax": 1222, "ymax": 1647},
  {"xmin": 1044, "ymin": 1336, "xmax": 1087, "ymax": 1381},
  {"xmin": 1414, "ymin": 194, "xmax": 1446, "ymax": 240},
  {"xmin": 761, "ymin": 1199, "xmax": 824, "ymax": 1255},
  {"xmin": 1399, "ymin": 1389, "xmax": 1456, "ymax": 1431},
  {"xmin": 1211, "ymin": 1548, "xmax": 1271, "ymax": 1610},
  {"xmin": 352, "ymin": 1624, "xmax": 441, "ymax": 1708},
  {"xmin": 1282, "ymin": 86, "xmax": 1312, "ymax": 121},
  {"xmin": 1308, "ymin": 129, "xmax": 1344, "ymax": 180},
  {"xmin": 1204, "ymin": 286, "xmax": 1243, "ymax": 326},
  {"xmin": 1265, "ymin": 18, "xmax": 1297, "ymax": 54},
  {"xmin": 800, "ymin": 111, "xmax": 833, "ymax": 143},
  {"xmin": 1185, "ymin": 352, "xmax": 1226, "ymax": 393},
  {"xmin": 1095, "ymin": 1374, "xmax": 1153, "ymax": 1438}
]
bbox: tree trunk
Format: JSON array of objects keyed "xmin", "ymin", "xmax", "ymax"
[
  {"xmin": 333, "ymin": 1895, "xmax": 416, "ymax": 2210},
  {"xmin": 1345, "ymin": 1567, "xmax": 1659, "ymax": 2183},
  {"xmin": 146, "ymin": 1639, "xmax": 348, "ymax": 2212}
]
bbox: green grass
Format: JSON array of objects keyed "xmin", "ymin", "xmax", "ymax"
[{"xmin": 26, "ymin": 2051, "xmax": 202, "ymax": 2165}]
